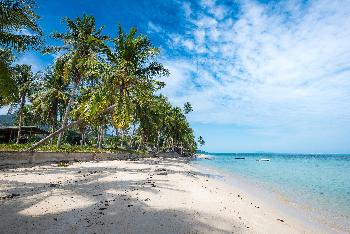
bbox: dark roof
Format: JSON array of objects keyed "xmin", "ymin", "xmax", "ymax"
[{"xmin": 0, "ymin": 126, "xmax": 49, "ymax": 135}]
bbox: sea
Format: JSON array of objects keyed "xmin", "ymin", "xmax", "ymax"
[{"xmin": 195, "ymin": 153, "xmax": 350, "ymax": 232}]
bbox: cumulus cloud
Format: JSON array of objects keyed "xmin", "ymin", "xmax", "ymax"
[{"xmin": 161, "ymin": 0, "xmax": 350, "ymax": 143}]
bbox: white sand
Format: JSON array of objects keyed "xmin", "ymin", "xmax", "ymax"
[{"xmin": 0, "ymin": 158, "xmax": 339, "ymax": 233}]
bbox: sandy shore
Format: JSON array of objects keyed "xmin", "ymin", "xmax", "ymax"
[{"xmin": 0, "ymin": 157, "xmax": 337, "ymax": 233}]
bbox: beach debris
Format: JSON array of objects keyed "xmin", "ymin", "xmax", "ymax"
[
  {"xmin": 127, "ymin": 204, "xmax": 133, "ymax": 207},
  {"xmin": 277, "ymin": 218, "xmax": 284, "ymax": 222},
  {"xmin": 49, "ymin": 183, "xmax": 59, "ymax": 187},
  {"xmin": 0, "ymin": 193, "xmax": 20, "ymax": 200},
  {"xmin": 154, "ymin": 168, "xmax": 166, "ymax": 172},
  {"xmin": 92, "ymin": 193, "xmax": 103, "ymax": 196},
  {"xmin": 154, "ymin": 168, "xmax": 168, "ymax": 175},
  {"xmin": 57, "ymin": 161, "xmax": 69, "ymax": 167}
]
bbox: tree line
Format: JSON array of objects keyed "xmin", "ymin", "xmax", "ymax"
[{"xmin": 0, "ymin": 0, "xmax": 205, "ymax": 154}]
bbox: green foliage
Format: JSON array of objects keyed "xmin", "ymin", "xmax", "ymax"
[
  {"xmin": 64, "ymin": 130, "xmax": 81, "ymax": 145},
  {"xmin": 0, "ymin": 143, "xmax": 138, "ymax": 153},
  {"xmin": 0, "ymin": 0, "xmax": 42, "ymax": 52},
  {"xmin": 184, "ymin": 102, "xmax": 193, "ymax": 114},
  {"xmin": 0, "ymin": 12, "xmax": 198, "ymax": 155},
  {"xmin": 198, "ymin": 136, "xmax": 205, "ymax": 147},
  {"xmin": 31, "ymin": 67, "xmax": 68, "ymax": 127},
  {"xmin": 44, "ymin": 15, "xmax": 107, "ymax": 85},
  {"xmin": 0, "ymin": 49, "xmax": 16, "ymax": 106}
]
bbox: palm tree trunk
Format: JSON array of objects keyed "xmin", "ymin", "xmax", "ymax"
[
  {"xmin": 16, "ymin": 94, "xmax": 26, "ymax": 144},
  {"xmin": 120, "ymin": 130, "xmax": 124, "ymax": 148},
  {"xmin": 49, "ymin": 126, "xmax": 54, "ymax": 145},
  {"xmin": 97, "ymin": 125, "xmax": 103, "ymax": 149},
  {"xmin": 156, "ymin": 131, "xmax": 161, "ymax": 152},
  {"xmin": 115, "ymin": 128, "xmax": 119, "ymax": 148},
  {"xmin": 171, "ymin": 137, "xmax": 174, "ymax": 152},
  {"xmin": 27, "ymin": 104, "xmax": 117, "ymax": 151},
  {"xmin": 57, "ymin": 83, "xmax": 77, "ymax": 147},
  {"xmin": 100, "ymin": 126, "xmax": 104, "ymax": 149},
  {"xmin": 80, "ymin": 127, "xmax": 85, "ymax": 147},
  {"xmin": 50, "ymin": 100, "xmax": 58, "ymax": 145}
]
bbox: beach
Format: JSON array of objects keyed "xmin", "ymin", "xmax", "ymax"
[{"xmin": 0, "ymin": 157, "xmax": 339, "ymax": 234}]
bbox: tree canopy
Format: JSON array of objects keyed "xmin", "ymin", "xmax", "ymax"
[{"xmin": 0, "ymin": 5, "xmax": 202, "ymax": 155}]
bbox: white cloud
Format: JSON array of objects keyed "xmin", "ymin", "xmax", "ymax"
[
  {"xmin": 17, "ymin": 53, "xmax": 46, "ymax": 73},
  {"xmin": 162, "ymin": 0, "xmax": 350, "ymax": 137},
  {"xmin": 147, "ymin": 21, "xmax": 162, "ymax": 33}
]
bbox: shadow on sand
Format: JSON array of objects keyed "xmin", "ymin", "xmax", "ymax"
[{"xmin": 0, "ymin": 158, "xmax": 243, "ymax": 233}]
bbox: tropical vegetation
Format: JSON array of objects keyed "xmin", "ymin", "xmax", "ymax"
[{"xmin": 0, "ymin": 0, "xmax": 203, "ymax": 155}]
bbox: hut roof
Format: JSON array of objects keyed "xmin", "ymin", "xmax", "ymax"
[{"xmin": 0, "ymin": 126, "xmax": 49, "ymax": 135}]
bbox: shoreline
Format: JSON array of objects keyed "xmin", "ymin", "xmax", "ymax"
[
  {"xmin": 192, "ymin": 160, "xmax": 347, "ymax": 234},
  {"xmin": 0, "ymin": 157, "xmax": 345, "ymax": 233}
]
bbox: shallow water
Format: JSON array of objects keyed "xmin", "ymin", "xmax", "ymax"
[{"xmin": 196, "ymin": 153, "xmax": 350, "ymax": 229}]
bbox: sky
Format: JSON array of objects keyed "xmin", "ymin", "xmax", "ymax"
[{"xmin": 2, "ymin": 0, "xmax": 350, "ymax": 153}]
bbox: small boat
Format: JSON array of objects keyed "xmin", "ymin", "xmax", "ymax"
[
  {"xmin": 235, "ymin": 157, "xmax": 245, "ymax": 159},
  {"xmin": 257, "ymin": 158, "xmax": 270, "ymax": 161}
]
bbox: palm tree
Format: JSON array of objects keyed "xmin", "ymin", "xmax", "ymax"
[
  {"xmin": 0, "ymin": 49, "xmax": 15, "ymax": 106},
  {"xmin": 101, "ymin": 25, "xmax": 169, "ymax": 143},
  {"xmin": 183, "ymin": 102, "xmax": 193, "ymax": 114},
  {"xmin": 12, "ymin": 64, "xmax": 34, "ymax": 143},
  {"xmin": 0, "ymin": 0, "xmax": 42, "ymax": 113},
  {"xmin": 0, "ymin": 0, "xmax": 42, "ymax": 52},
  {"xmin": 44, "ymin": 15, "xmax": 108, "ymax": 147},
  {"xmin": 31, "ymin": 68, "xmax": 68, "ymax": 143},
  {"xmin": 28, "ymin": 25, "xmax": 169, "ymax": 151},
  {"xmin": 198, "ymin": 136, "xmax": 205, "ymax": 147}
]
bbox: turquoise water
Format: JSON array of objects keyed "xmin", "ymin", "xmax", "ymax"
[{"xmin": 196, "ymin": 153, "xmax": 350, "ymax": 223}]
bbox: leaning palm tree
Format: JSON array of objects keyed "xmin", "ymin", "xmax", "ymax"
[
  {"xmin": 0, "ymin": 0, "xmax": 42, "ymax": 52},
  {"xmin": 44, "ymin": 15, "xmax": 108, "ymax": 147},
  {"xmin": 31, "ymin": 68, "xmax": 68, "ymax": 143}
]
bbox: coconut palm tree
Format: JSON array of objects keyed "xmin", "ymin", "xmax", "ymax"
[
  {"xmin": 102, "ymin": 25, "xmax": 168, "ymax": 139},
  {"xmin": 0, "ymin": 49, "xmax": 15, "ymax": 106},
  {"xmin": 44, "ymin": 15, "xmax": 108, "ymax": 147},
  {"xmin": 0, "ymin": 0, "xmax": 42, "ymax": 111},
  {"xmin": 183, "ymin": 102, "xmax": 193, "ymax": 114},
  {"xmin": 198, "ymin": 136, "xmax": 205, "ymax": 147},
  {"xmin": 28, "ymin": 26, "xmax": 171, "ymax": 152},
  {"xmin": 11, "ymin": 64, "xmax": 34, "ymax": 143},
  {"xmin": 31, "ymin": 68, "xmax": 68, "ymax": 143}
]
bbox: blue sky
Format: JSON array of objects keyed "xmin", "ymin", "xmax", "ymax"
[{"xmin": 2, "ymin": 0, "xmax": 350, "ymax": 153}]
